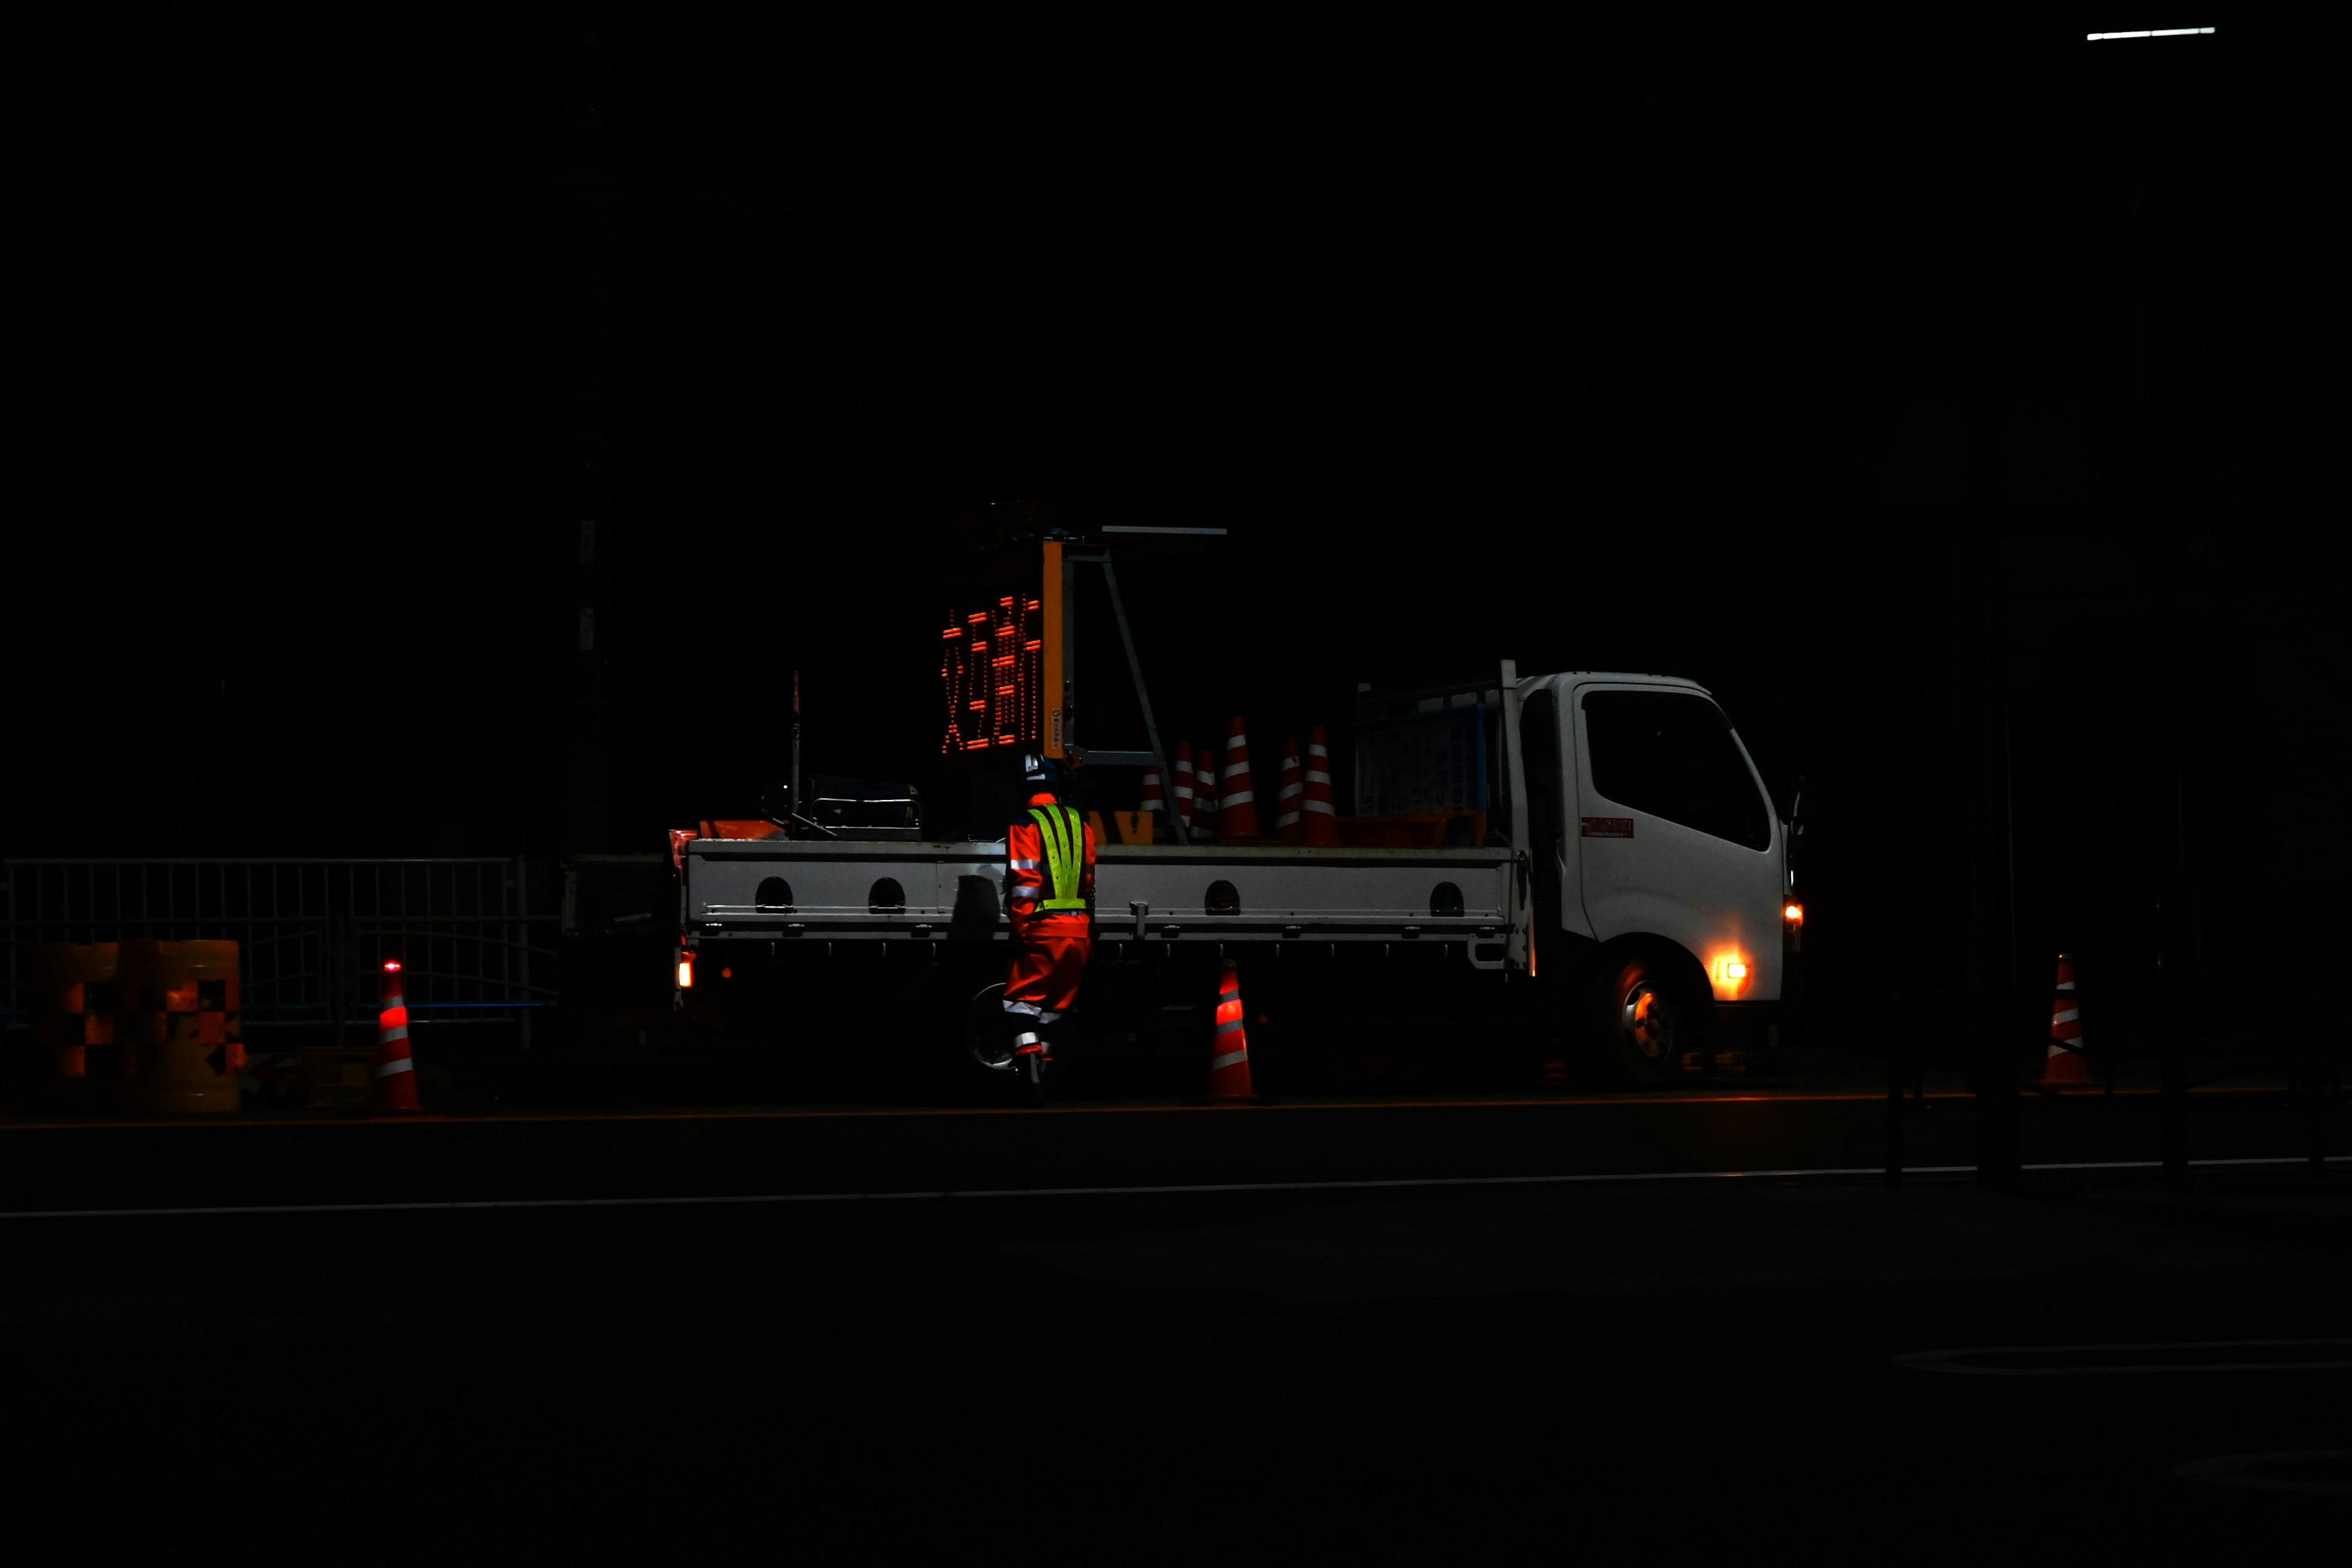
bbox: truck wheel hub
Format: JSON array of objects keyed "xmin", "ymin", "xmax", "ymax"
[{"xmin": 1623, "ymin": 984, "xmax": 1675, "ymax": 1061}]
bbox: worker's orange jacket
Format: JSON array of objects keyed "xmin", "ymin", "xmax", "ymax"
[{"xmin": 1006, "ymin": 794, "xmax": 1095, "ymax": 940}]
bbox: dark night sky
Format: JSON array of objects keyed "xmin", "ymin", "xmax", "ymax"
[{"xmin": 9, "ymin": 13, "xmax": 2322, "ymax": 1014}]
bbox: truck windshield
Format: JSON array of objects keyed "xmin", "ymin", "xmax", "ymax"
[{"xmin": 1581, "ymin": 691, "xmax": 1770, "ymax": 850}]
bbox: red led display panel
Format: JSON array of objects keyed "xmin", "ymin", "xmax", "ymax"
[{"xmin": 941, "ymin": 595, "xmax": 1044, "ymax": 753}]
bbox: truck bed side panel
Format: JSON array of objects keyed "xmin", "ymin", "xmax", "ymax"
[{"xmin": 680, "ymin": 842, "xmax": 1518, "ymax": 952}]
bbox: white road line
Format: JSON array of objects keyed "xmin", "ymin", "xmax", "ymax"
[
  {"xmin": 1898, "ymin": 1340, "xmax": 2352, "ymax": 1376},
  {"xmin": 0, "ymin": 1153, "xmax": 2343, "ymax": 1221}
]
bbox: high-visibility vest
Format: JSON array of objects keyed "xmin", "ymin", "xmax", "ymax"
[{"xmin": 1028, "ymin": 806, "xmax": 1088, "ymax": 911}]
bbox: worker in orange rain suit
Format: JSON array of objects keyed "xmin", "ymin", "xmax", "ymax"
[{"xmin": 1001, "ymin": 753, "xmax": 1096, "ymax": 1065}]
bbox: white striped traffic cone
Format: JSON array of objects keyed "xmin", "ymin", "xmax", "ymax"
[
  {"xmin": 1205, "ymin": 960, "xmax": 1256, "ymax": 1100},
  {"xmin": 1193, "ymin": 745, "xmax": 1219, "ymax": 838},
  {"xmin": 375, "ymin": 959, "xmax": 422, "ymax": 1112},
  {"xmin": 1173, "ymin": 741, "xmax": 1196, "ymax": 833},
  {"xmin": 2042, "ymin": 952, "xmax": 2089, "ymax": 1084},
  {"xmin": 1298, "ymin": 725, "xmax": 1338, "ymax": 846},
  {"xmin": 1217, "ymin": 716, "xmax": 1260, "ymax": 837},
  {"xmin": 1274, "ymin": 736, "xmax": 1305, "ymax": 840}
]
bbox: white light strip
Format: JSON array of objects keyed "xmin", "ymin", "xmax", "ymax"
[{"xmin": 2087, "ymin": 28, "xmax": 2215, "ymax": 39}]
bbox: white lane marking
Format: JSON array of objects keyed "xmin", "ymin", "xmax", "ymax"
[
  {"xmin": 1, "ymin": 1153, "xmax": 2344, "ymax": 1221},
  {"xmin": 1897, "ymin": 1340, "xmax": 2352, "ymax": 1376},
  {"xmin": 2175, "ymin": 1451, "xmax": 2352, "ymax": 1494}
]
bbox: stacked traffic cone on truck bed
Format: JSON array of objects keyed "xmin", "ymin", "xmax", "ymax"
[
  {"xmin": 2041, "ymin": 952, "xmax": 2089, "ymax": 1085},
  {"xmin": 1142, "ymin": 761, "xmax": 1167, "ymax": 839},
  {"xmin": 1298, "ymin": 725, "xmax": 1338, "ymax": 846},
  {"xmin": 1217, "ymin": 716, "xmax": 1261, "ymax": 837},
  {"xmin": 375, "ymin": 959, "xmax": 423, "ymax": 1112},
  {"xmin": 1174, "ymin": 742, "xmax": 1197, "ymax": 834},
  {"xmin": 1193, "ymin": 745, "xmax": 1219, "ymax": 839},
  {"xmin": 1275, "ymin": 737, "xmax": 1305, "ymax": 840}
]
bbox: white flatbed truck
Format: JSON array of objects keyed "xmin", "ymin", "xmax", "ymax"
[{"xmin": 675, "ymin": 647, "xmax": 1800, "ymax": 1087}]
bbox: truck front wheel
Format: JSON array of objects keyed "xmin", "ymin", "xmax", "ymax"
[{"xmin": 1587, "ymin": 949, "xmax": 1705, "ymax": 1088}]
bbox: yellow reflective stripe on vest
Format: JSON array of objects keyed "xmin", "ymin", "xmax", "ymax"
[{"xmin": 1028, "ymin": 807, "xmax": 1087, "ymax": 910}]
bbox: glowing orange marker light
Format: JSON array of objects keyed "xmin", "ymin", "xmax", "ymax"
[
  {"xmin": 676, "ymin": 951, "xmax": 695, "ymax": 989},
  {"xmin": 1712, "ymin": 953, "xmax": 1752, "ymax": 997},
  {"xmin": 1784, "ymin": 902, "xmax": 1804, "ymax": 925}
]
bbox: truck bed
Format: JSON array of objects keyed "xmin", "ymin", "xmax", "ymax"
[{"xmin": 681, "ymin": 839, "xmax": 1521, "ymax": 967}]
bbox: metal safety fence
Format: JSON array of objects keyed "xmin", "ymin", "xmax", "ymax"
[{"xmin": 1, "ymin": 859, "xmax": 557, "ymax": 1049}]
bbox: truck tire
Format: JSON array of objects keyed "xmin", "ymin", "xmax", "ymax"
[
  {"xmin": 1586, "ymin": 948, "xmax": 1705, "ymax": 1088},
  {"xmin": 963, "ymin": 981, "xmax": 1015, "ymax": 1075}
]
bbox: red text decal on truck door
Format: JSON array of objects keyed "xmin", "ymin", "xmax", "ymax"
[{"xmin": 1581, "ymin": 817, "xmax": 1635, "ymax": 838}]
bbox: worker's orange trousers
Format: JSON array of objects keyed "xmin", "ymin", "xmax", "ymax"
[{"xmin": 1004, "ymin": 935, "xmax": 1091, "ymax": 1021}]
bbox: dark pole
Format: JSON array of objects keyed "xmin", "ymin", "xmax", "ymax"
[
  {"xmin": 1988, "ymin": 636, "xmax": 2024, "ymax": 1188},
  {"xmin": 1975, "ymin": 692, "xmax": 2023, "ymax": 1188},
  {"xmin": 2154, "ymin": 531, "xmax": 2199, "ymax": 1185},
  {"xmin": 563, "ymin": 2, "xmax": 616, "ymax": 856},
  {"xmin": 211, "ymin": 676, "xmax": 229, "ymax": 853},
  {"xmin": 2307, "ymin": 1028, "xmax": 2329, "ymax": 1183},
  {"xmin": 328, "ymin": 913, "xmax": 346, "ymax": 1047},
  {"xmin": 1959, "ymin": 525, "xmax": 2021, "ymax": 1192},
  {"xmin": 1885, "ymin": 1022, "xmax": 1905, "ymax": 1186},
  {"xmin": 2160, "ymin": 686, "xmax": 2191, "ymax": 1185}
]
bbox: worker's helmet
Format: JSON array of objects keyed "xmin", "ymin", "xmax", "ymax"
[{"xmin": 1020, "ymin": 752, "xmax": 1065, "ymax": 790}]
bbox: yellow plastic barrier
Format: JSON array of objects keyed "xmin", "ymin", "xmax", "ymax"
[
  {"xmin": 119, "ymin": 940, "xmax": 243, "ymax": 1114},
  {"xmin": 32, "ymin": 943, "xmax": 122, "ymax": 1111}
]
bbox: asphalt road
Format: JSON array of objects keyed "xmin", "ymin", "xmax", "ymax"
[
  {"xmin": 1, "ymin": 1084, "xmax": 2341, "ymax": 1209},
  {"xmin": 6, "ymin": 1091, "xmax": 2346, "ymax": 1552}
]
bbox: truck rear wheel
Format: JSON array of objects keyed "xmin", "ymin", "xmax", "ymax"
[
  {"xmin": 1587, "ymin": 949, "xmax": 1705, "ymax": 1088},
  {"xmin": 964, "ymin": 981, "xmax": 1014, "ymax": 1074}
]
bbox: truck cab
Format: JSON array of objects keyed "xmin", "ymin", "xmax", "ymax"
[{"xmin": 1507, "ymin": 670, "xmax": 1792, "ymax": 1080}]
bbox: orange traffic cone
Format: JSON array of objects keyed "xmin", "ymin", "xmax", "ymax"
[
  {"xmin": 1217, "ymin": 716, "xmax": 1260, "ymax": 837},
  {"xmin": 375, "ymin": 959, "xmax": 423, "ymax": 1112},
  {"xmin": 2041, "ymin": 952, "xmax": 2089, "ymax": 1085},
  {"xmin": 1193, "ymin": 745, "xmax": 1219, "ymax": 838},
  {"xmin": 1205, "ymin": 960, "xmax": 1257, "ymax": 1101},
  {"xmin": 1298, "ymin": 725, "xmax": 1338, "ymax": 846},
  {"xmin": 1274, "ymin": 736, "xmax": 1305, "ymax": 840}
]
